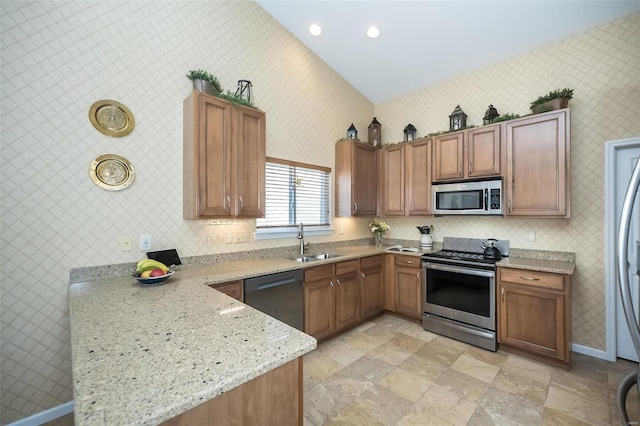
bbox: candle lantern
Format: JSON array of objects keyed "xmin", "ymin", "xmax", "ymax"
[
  {"xmin": 234, "ymin": 80, "xmax": 253, "ymax": 102},
  {"xmin": 483, "ymin": 105, "xmax": 500, "ymax": 124},
  {"xmin": 347, "ymin": 123, "xmax": 358, "ymax": 140},
  {"xmin": 449, "ymin": 105, "xmax": 467, "ymax": 131},
  {"xmin": 368, "ymin": 117, "xmax": 381, "ymax": 147},
  {"xmin": 403, "ymin": 123, "xmax": 417, "ymax": 141}
]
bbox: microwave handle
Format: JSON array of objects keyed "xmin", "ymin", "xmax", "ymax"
[{"xmin": 484, "ymin": 188, "xmax": 488, "ymax": 211}]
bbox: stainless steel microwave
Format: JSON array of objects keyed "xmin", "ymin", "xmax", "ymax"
[{"xmin": 432, "ymin": 179, "xmax": 503, "ymax": 215}]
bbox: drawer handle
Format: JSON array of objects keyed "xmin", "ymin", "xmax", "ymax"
[
  {"xmin": 405, "ymin": 260, "xmax": 413, "ymax": 264},
  {"xmin": 519, "ymin": 276, "xmax": 540, "ymax": 281},
  {"xmin": 501, "ymin": 287, "xmax": 505, "ymax": 302}
]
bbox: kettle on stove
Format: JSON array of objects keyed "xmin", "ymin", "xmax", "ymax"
[{"xmin": 481, "ymin": 239, "xmax": 502, "ymax": 259}]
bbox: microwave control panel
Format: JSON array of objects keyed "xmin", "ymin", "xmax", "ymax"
[{"xmin": 490, "ymin": 188, "xmax": 501, "ymax": 210}]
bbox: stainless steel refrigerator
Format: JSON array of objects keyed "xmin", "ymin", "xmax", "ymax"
[{"xmin": 617, "ymin": 157, "xmax": 640, "ymax": 424}]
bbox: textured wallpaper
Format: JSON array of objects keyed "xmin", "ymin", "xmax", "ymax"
[
  {"xmin": 1, "ymin": 1, "xmax": 639, "ymax": 422},
  {"xmin": 0, "ymin": 1, "xmax": 372, "ymax": 422},
  {"xmin": 375, "ymin": 13, "xmax": 640, "ymax": 358}
]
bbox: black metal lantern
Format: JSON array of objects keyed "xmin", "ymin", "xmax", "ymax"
[
  {"xmin": 368, "ymin": 117, "xmax": 381, "ymax": 147},
  {"xmin": 347, "ymin": 123, "xmax": 358, "ymax": 140},
  {"xmin": 234, "ymin": 80, "xmax": 253, "ymax": 102},
  {"xmin": 403, "ymin": 123, "xmax": 417, "ymax": 142},
  {"xmin": 483, "ymin": 105, "xmax": 500, "ymax": 124},
  {"xmin": 449, "ymin": 105, "xmax": 467, "ymax": 131}
]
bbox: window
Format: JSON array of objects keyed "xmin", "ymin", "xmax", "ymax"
[{"xmin": 255, "ymin": 158, "xmax": 332, "ymax": 238}]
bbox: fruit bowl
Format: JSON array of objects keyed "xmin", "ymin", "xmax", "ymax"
[{"xmin": 135, "ymin": 270, "xmax": 175, "ymax": 286}]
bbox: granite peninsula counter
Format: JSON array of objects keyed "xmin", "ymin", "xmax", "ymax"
[{"xmin": 70, "ymin": 270, "xmax": 317, "ymax": 425}]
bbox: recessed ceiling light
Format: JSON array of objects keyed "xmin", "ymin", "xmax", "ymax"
[
  {"xmin": 367, "ymin": 26, "xmax": 380, "ymax": 39},
  {"xmin": 309, "ymin": 24, "xmax": 322, "ymax": 36}
]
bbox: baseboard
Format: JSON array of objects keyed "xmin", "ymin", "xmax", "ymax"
[
  {"xmin": 572, "ymin": 343, "xmax": 608, "ymax": 360},
  {"xmin": 7, "ymin": 401, "xmax": 74, "ymax": 426}
]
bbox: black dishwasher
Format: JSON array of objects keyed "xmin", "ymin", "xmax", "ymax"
[{"xmin": 244, "ymin": 270, "xmax": 304, "ymax": 331}]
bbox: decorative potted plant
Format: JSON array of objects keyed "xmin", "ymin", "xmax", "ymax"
[
  {"xmin": 186, "ymin": 69, "xmax": 222, "ymax": 96},
  {"xmin": 530, "ymin": 88, "xmax": 574, "ymax": 114}
]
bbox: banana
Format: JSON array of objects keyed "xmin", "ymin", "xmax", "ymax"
[{"xmin": 135, "ymin": 259, "xmax": 169, "ymax": 274}]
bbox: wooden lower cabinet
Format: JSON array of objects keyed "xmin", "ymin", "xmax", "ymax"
[
  {"xmin": 393, "ymin": 255, "xmax": 422, "ymax": 320},
  {"xmin": 209, "ymin": 280, "xmax": 243, "ymax": 301},
  {"xmin": 304, "ymin": 260, "xmax": 360, "ymax": 340},
  {"xmin": 360, "ymin": 255, "xmax": 384, "ymax": 319},
  {"xmin": 497, "ymin": 267, "xmax": 571, "ymax": 363},
  {"xmin": 162, "ymin": 357, "xmax": 302, "ymax": 425}
]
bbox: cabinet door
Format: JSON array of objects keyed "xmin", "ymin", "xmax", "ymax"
[
  {"xmin": 498, "ymin": 282, "xmax": 566, "ymax": 361},
  {"xmin": 360, "ymin": 256, "xmax": 384, "ymax": 319},
  {"xmin": 405, "ymin": 139, "xmax": 431, "ymax": 216},
  {"xmin": 335, "ymin": 270, "xmax": 360, "ymax": 332},
  {"xmin": 209, "ymin": 280, "xmax": 243, "ymax": 301},
  {"xmin": 304, "ymin": 278, "xmax": 335, "ymax": 340},
  {"xmin": 234, "ymin": 105, "xmax": 266, "ymax": 217},
  {"xmin": 353, "ymin": 143, "xmax": 378, "ymax": 216},
  {"xmin": 394, "ymin": 266, "xmax": 422, "ymax": 319},
  {"xmin": 467, "ymin": 125, "xmax": 500, "ymax": 178},
  {"xmin": 433, "ymin": 133, "xmax": 464, "ymax": 181},
  {"xmin": 506, "ymin": 111, "xmax": 569, "ymax": 217},
  {"xmin": 184, "ymin": 93, "xmax": 233, "ymax": 218},
  {"xmin": 382, "ymin": 144, "xmax": 405, "ymax": 216}
]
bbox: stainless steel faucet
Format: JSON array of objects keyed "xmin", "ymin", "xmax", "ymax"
[{"xmin": 298, "ymin": 223, "xmax": 305, "ymax": 255}]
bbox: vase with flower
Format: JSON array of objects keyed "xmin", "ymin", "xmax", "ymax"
[{"xmin": 369, "ymin": 220, "xmax": 390, "ymax": 247}]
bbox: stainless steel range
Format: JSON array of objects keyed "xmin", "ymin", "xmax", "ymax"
[{"xmin": 421, "ymin": 237, "xmax": 509, "ymax": 351}]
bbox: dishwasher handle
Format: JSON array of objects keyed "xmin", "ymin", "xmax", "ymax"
[{"xmin": 244, "ymin": 270, "xmax": 303, "ymax": 294}]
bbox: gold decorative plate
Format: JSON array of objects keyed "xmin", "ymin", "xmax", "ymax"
[
  {"xmin": 89, "ymin": 154, "xmax": 135, "ymax": 191},
  {"xmin": 89, "ymin": 100, "xmax": 135, "ymax": 137}
]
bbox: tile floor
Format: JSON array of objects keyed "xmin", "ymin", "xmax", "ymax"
[{"xmin": 303, "ymin": 313, "xmax": 640, "ymax": 426}]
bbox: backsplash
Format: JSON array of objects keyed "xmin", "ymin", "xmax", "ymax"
[{"xmin": 1, "ymin": 1, "xmax": 638, "ymax": 422}]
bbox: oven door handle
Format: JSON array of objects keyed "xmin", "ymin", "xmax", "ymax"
[{"xmin": 424, "ymin": 262, "xmax": 494, "ymax": 278}]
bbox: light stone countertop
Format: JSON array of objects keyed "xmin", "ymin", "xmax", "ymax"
[
  {"xmin": 496, "ymin": 256, "xmax": 576, "ymax": 275},
  {"xmin": 69, "ymin": 245, "xmax": 394, "ymax": 425}
]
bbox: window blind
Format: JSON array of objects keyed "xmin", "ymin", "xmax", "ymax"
[{"xmin": 257, "ymin": 159, "xmax": 331, "ymax": 228}]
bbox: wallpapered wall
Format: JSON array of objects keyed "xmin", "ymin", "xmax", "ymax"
[
  {"xmin": 374, "ymin": 13, "xmax": 640, "ymax": 355},
  {"xmin": 0, "ymin": 1, "xmax": 373, "ymax": 422},
  {"xmin": 1, "ymin": 1, "xmax": 639, "ymax": 422}
]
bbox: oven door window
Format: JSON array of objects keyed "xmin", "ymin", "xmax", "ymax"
[
  {"xmin": 435, "ymin": 189, "xmax": 483, "ymax": 210},
  {"xmin": 426, "ymin": 268, "xmax": 491, "ymax": 317}
]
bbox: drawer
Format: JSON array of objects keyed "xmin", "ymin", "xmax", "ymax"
[
  {"xmin": 209, "ymin": 280, "xmax": 243, "ymax": 301},
  {"xmin": 304, "ymin": 264, "xmax": 334, "ymax": 281},
  {"xmin": 499, "ymin": 268, "xmax": 565, "ymax": 291},
  {"xmin": 335, "ymin": 260, "xmax": 359, "ymax": 275},
  {"xmin": 361, "ymin": 255, "xmax": 383, "ymax": 268},
  {"xmin": 394, "ymin": 255, "xmax": 421, "ymax": 269}
]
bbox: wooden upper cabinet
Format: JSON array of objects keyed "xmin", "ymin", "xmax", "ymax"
[
  {"xmin": 381, "ymin": 138, "xmax": 431, "ymax": 217},
  {"xmin": 183, "ymin": 91, "xmax": 265, "ymax": 219},
  {"xmin": 336, "ymin": 140, "xmax": 378, "ymax": 216},
  {"xmin": 433, "ymin": 133, "xmax": 464, "ymax": 181},
  {"xmin": 467, "ymin": 125, "xmax": 501, "ymax": 178},
  {"xmin": 382, "ymin": 144, "xmax": 405, "ymax": 216},
  {"xmin": 433, "ymin": 126, "xmax": 500, "ymax": 182},
  {"xmin": 405, "ymin": 138, "xmax": 432, "ymax": 216},
  {"xmin": 505, "ymin": 110, "xmax": 570, "ymax": 217}
]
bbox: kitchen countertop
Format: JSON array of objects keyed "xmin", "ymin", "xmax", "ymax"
[
  {"xmin": 496, "ymin": 256, "xmax": 576, "ymax": 275},
  {"xmin": 69, "ymin": 245, "xmax": 396, "ymax": 425}
]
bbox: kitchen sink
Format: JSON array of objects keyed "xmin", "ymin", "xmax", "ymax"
[
  {"xmin": 291, "ymin": 256, "xmax": 319, "ymax": 263},
  {"xmin": 313, "ymin": 253, "xmax": 342, "ymax": 260}
]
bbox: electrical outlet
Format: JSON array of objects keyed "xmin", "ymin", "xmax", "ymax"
[
  {"xmin": 528, "ymin": 231, "xmax": 536, "ymax": 242},
  {"xmin": 224, "ymin": 233, "xmax": 233, "ymax": 244},
  {"xmin": 119, "ymin": 236, "xmax": 132, "ymax": 251},
  {"xmin": 139, "ymin": 234, "xmax": 152, "ymax": 251}
]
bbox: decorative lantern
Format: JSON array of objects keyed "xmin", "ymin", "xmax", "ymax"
[
  {"xmin": 347, "ymin": 123, "xmax": 358, "ymax": 140},
  {"xmin": 234, "ymin": 80, "xmax": 253, "ymax": 102},
  {"xmin": 449, "ymin": 105, "xmax": 467, "ymax": 131},
  {"xmin": 483, "ymin": 105, "xmax": 500, "ymax": 124},
  {"xmin": 368, "ymin": 117, "xmax": 381, "ymax": 147},
  {"xmin": 403, "ymin": 123, "xmax": 417, "ymax": 142}
]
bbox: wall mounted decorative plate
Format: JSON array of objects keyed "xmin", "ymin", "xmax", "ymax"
[
  {"xmin": 89, "ymin": 100, "xmax": 135, "ymax": 137},
  {"xmin": 89, "ymin": 154, "xmax": 135, "ymax": 191}
]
